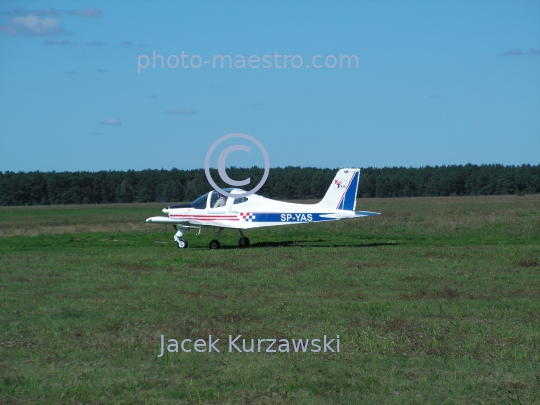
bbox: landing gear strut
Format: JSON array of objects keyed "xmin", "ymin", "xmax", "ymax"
[
  {"xmin": 238, "ymin": 229, "xmax": 250, "ymax": 248},
  {"xmin": 174, "ymin": 226, "xmax": 250, "ymax": 250},
  {"xmin": 209, "ymin": 229, "xmax": 249, "ymax": 250},
  {"xmin": 209, "ymin": 228, "xmax": 223, "ymax": 250}
]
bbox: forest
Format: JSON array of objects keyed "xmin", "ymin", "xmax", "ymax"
[{"xmin": 0, "ymin": 164, "xmax": 538, "ymax": 206}]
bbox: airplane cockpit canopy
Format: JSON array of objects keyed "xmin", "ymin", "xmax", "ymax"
[
  {"xmin": 189, "ymin": 188, "xmax": 249, "ymax": 210},
  {"xmin": 190, "ymin": 192, "xmax": 210, "ymax": 209}
]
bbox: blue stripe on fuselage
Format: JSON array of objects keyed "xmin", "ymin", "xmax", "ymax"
[{"xmin": 245, "ymin": 213, "xmax": 335, "ymax": 223}]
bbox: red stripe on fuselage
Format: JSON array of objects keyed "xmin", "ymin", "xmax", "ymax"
[
  {"xmin": 170, "ymin": 214, "xmax": 239, "ymax": 221},
  {"xmin": 170, "ymin": 215, "xmax": 238, "ymax": 218}
]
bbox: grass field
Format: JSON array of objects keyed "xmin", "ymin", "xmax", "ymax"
[{"xmin": 1, "ymin": 195, "xmax": 539, "ymax": 404}]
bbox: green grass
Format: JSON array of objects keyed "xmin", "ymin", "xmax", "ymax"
[{"xmin": 1, "ymin": 195, "xmax": 539, "ymax": 404}]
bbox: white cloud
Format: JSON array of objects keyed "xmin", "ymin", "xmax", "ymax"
[
  {"xmin": 100, "ymin": 118, "xmax": 121, "ymax": 125},
  {"xmin": 166, "ymin": 108, "xmax": 196, "ymax": 115},
  {"xmin": 0, "ymin": 15, "xmax": 68, "ymax": 36},
  {"xmin": 67, "ymin": 7, "xmax": 103, "ymax": 18}
]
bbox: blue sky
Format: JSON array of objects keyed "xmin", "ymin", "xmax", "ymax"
[{"xmin": 0, "ymin": 0, "xmax": 539, "ymax": 172}]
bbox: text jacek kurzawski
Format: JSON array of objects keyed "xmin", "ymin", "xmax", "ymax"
[{"xmin": 157, "ymin": 335, "xmax": 340, "ymax": 357}]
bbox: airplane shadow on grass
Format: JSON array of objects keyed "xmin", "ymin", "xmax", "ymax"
[{"xmin": 216, "ymin": 240, "xmax": 400, "ymax": 250}]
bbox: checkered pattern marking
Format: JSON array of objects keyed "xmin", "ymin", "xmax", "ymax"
[{"xmin": 239, "ymin": 212, "xmax": 256, "ymax": 222}]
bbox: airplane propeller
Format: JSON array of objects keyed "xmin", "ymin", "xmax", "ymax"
[{"xmin": 159, "ymin": 195, "xmax": 170, "ymax": 213}]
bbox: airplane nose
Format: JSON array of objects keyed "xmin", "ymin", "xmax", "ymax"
[{"xmin": 162, "ymin": 208, "xmax": 169, "ymax": 214}]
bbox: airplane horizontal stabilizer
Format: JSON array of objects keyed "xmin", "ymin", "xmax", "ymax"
[{"xmin": 354, "ymin": 211, "xmax": 381, "ymax": 217}]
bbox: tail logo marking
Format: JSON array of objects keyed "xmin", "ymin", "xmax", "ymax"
[{"xmin": 334, "ymin": 179, "xmax": 346, "ymax": 189}]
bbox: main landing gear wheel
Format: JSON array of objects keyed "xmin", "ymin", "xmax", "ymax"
[
  {"xmin": 209, "ymin": 240, "xmax": 221, "ymax": 250},
  {"xmin": 238, "ymin": 237, "xmax": 250, "ymax": 248},
  {"xmin": 177, "ymin": 238, "xmax": 188, "ymax": 249}
]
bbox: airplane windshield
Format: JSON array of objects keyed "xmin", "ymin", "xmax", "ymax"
[
  {"xmin": 190, "ymin": 188, "xmax": 237, "ymax": 209},
  {"xmin": 190, "ymin": 192, "xmax": 209, "ymax": 209}
]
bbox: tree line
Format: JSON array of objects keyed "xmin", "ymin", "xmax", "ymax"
[{"xmin": 0, "ymin": 164, "xmax": 538, "ymax": 206}]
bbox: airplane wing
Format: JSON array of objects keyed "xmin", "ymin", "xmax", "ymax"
[
  {"xmin": 146, "ymin": 216, "xmax": 188, "ymax": 224},
  {"xmin": 145, "ymin": 216, "xmax": 242, "ymax": 229}
]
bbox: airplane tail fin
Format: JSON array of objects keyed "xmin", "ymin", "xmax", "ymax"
[{"xmin": 317, "ymin": 168, "xmax": 360, "ymax": 211}]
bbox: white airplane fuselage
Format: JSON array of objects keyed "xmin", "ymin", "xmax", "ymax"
[
  {"xmin": 145, "ymin": 168, "xmax": 380, "ymax": 249},
  {"xmin": 149, "ymin": 195, "xmax": 377, "ymax": 229}
]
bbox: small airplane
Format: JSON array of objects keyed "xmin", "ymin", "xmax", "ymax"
[{"xmin": 146, "ymin": 168, "xmax": 380, "ymax": 249}]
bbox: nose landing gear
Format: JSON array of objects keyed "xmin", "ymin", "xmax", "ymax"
[{"xmin": 174, "ymin": 227, "xmax": 188, "ymax": 248}]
